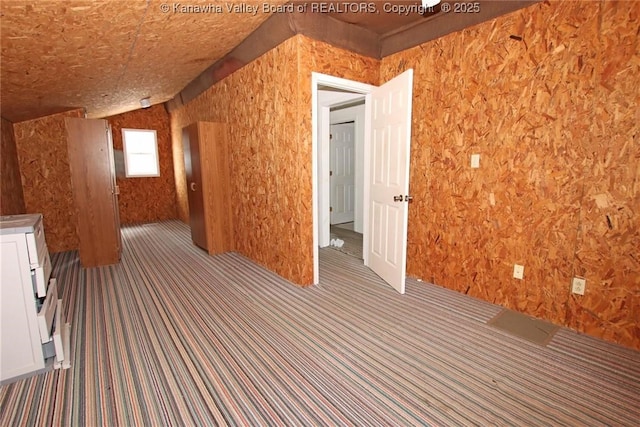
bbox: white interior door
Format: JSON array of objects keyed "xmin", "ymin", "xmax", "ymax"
[
  {"xmin": 330, "ymin": 122, "xmax": 355, "ymax": 225},
  {"xmin": 366, "ymin": 69, "xmax": 413, "ymax": 294}
]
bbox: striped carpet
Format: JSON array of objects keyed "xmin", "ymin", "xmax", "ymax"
[{"xmin": 1, "ymin": 220, "xmax": 639, "ymax": 426}]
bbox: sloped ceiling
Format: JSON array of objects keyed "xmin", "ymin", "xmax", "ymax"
[
  {"xmin": 0, "ymin": 0, "xmax": 537, "ymax": 123},
  {"xmin": 1, "ymin": 0, "xmax": 287, "ymax": 122}
]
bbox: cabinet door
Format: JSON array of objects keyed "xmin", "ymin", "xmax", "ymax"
[
  {"xmin": 106, "ymin": 124, "xmax": 122, "ymax": 254},
  {"xmin": 1, "ymin": 235, "xmax": 45, "ymax": 382},
  {"xmin": 66, "ymin": 118, "xmax": 121, "ymax": 267},
  {"xmin": 183, "ymin": 123, "xmax": 208, "ymax": 251},
  {"xmin": 198, "ymin": 122, "xmax": 234, "ymax": 255}
]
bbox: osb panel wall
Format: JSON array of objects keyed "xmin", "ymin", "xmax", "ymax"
[
  {"xmin": 297, "ymin": 35, "xmax": 380, "ymax": 83},
  {"xmin": 170, "ymin": 35, "xmax": 379, "ymax": 285},
  {"xmin": 0, "ymin": 117, "xmax": 26, "ymax": 215},
  {"xmin": 107, "ymin": 104, "xmax": 177, "ymax": 224},
  {"xmin": 171, "ymin": 37, "xmax": 306, "ymax": 284},
  {"xmin": 13, "ymin": 109, "xmax": 84, "ymax": 252},
  {"xmin": 568, "ymin": 2, "xmax": 639, "ymax": 347},
  {"xmin": 380, "ymin": 1, "xmax": 639, "ymax": 349}
]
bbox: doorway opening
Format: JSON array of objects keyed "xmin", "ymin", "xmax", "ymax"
[
  {"xmin": 328, "ymin": 102, "xmax": 365, "ymax": 261},
  {"xmin": 312, "ymin": 74, "xmax": 373, "ymax": 284},
  {"xmin": 311, "ymin": 70, "xmax": 414, "ymax": 293}
]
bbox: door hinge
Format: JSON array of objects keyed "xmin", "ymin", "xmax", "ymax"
[
  {"xmin": 330, "ymin": 206, "xmax": 333, "ymax": 212},
  {"xmin": 330, "ymin": 134, "xmax": 333, "ymax": 139},
  {"xmin": 330, "ymin": 170, "xmax": 333, "ymax": 176}
]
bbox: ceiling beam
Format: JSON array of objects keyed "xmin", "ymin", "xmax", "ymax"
[
  {"xmin": 166, "ymin": 12, "xmax": 296, "ymax": 112},
  {"xmin": 166, "ymin": 1, "xmax": 541, "ymax": 113},
  {"xmin": 290, "ymin": 11, "xmax": 380, "ymax": 58},
  {"xmin": 166, "ymin": 11, "xmax": 379, "ymax": 113},
  {"xmin": 380, "ymin": 1, "xmax": 540, "ymax": 58}
]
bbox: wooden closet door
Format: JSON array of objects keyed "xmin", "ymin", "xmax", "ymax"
[
  {"xmin": 106, "ymin": 124, "xmax": 122, "ymax": 253},
  {"xmin": 198, "ymin": 122, "xmax": 234, "ymax": 255},
  {"xmin": 182, "ymin": 123, "xmax": 208, "ymax": 251},
  {"xmin": 65, "ymin": 118, "xmax": 121, "ymax": 267}
]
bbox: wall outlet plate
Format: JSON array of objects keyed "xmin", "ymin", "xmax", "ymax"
[
  {"xmin": 471, "ymin": 154, "xmax": 480, "ymax": 168},
  {"xmin": 572, "ymin": 277, "xmax": 586, "ymax": 295},
  {"xmin": 513, "ymin": 264, "xmax": 524, "ymax": 280}
]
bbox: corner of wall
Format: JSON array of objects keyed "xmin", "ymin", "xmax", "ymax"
[
  {"xmin": 0, "ymin": 117, "xmax": 26, "ymax": 215},
  {"xmin": 12, "ymin": 109, "xmax": 84, "ymax": 252},
  {"xmin": 106, "ymin": 105, "xmax": 178, "ymax": 225}
]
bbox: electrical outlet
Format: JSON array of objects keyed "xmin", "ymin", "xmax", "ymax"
[
  {"xmin": 572, "ymin": 277, "xmax": 586, "ymax": 295},
  {"xmin": 471, "ymin": 154, "xmax": 480, "ymax": 168},
  {"xmin": 513, "ymin": 264, "xmax": 524, "ymax": 280}
]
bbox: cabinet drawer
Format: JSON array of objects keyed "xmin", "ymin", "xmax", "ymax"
[
  {"xmin": 32, "ymin": 251, "xmax": 52, "ymax": 298},
  {"xmin": 37, "ymin": 279, "xmax": 58, "ymax": 343},
  {"xmin": 33, "ymin": 240, "xmax": 49, "ymax": 269},
  {"xmin": 25, "ymin": 218, "xmax": 46, "ymax": 268},
  {"xmin": 52, "ymin": 300, "xmax": 66, "ymax": 364}
]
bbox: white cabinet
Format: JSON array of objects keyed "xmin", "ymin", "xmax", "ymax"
[{"xmin": 0, "ymin": 214, "xmax": 70, "ymax": 385}]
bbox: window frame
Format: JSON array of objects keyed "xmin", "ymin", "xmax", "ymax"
[{"xmin": 121, "ymin": 128, "xmax": 160, "ymax": 178}]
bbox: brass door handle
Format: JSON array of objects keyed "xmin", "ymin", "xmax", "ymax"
[
  {"xmin": 405, "ymin": 195, "xmax": 413, "ymax": 202},
  {"xmin": 190, "ymin": 182, "xmax": 197, "ymax": 192},
  {"xmin": 393, "ymin": 195, "xmax": 403, "ymax": 202}
]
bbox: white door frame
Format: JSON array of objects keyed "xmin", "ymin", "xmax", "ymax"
[{"xmin": 312, "ymin": 72, "xmax": 374, "ymax": 284}]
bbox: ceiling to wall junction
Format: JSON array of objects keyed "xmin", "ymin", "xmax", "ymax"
[{"xmin": 0, "ymin": 0, "xmax": 537, "ymax": 122}]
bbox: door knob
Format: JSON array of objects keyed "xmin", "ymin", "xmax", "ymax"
[
  {"xmin": 190, "ymin": 182, "xmax": 197, "ymax": 191},
  {"xmin": 405, "ymin": 195, "xmax": 413, "ymax": 202},
  {"xmin": 393, "ymin": 195, "xmax": 403, "ymax": 202}
]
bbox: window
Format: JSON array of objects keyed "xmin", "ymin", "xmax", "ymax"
[{"xmin": 122, "ymin": 128, "xmax": 159, "ymax": 177}]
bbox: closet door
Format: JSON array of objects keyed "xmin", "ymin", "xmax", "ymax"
[
  {"xmin": 198, "ymin": 122, "xmax": 234, "ymax": 255},
  {"xmin": 106, "ymin": 124, "xmax": 122, "ymax": 254},
  {"xmin": 182, "ymin": 123, "xmax": 208, "ymax": 251},
  {"xmin": 66, "ymin": 118, "xmax": 121, "ymax": 267}
]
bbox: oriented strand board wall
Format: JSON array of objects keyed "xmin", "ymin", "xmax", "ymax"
[
  {"xmin": 171, "ymin": 37, "xmax": 305, "ymax": 283},
  {"xmin": 13, "ymin": 109, "xmax": 84, "ymax": 252},
  {"xmin": 567, "ymin": 1, "xmax": 640, "ymax": 347},
  {"xmin": 381, "ymin": 1, "xmax": 639, "ymax": 349},
  {"xmin": 108, "ymin": 104, "xmax": 177, "ymax": 224},
  {"xmin": 171, "ymin": 35, "xmax": 378, "ymax": 285},
  {"xmin": 0, "ymin": 117, "xmax": 26, "ymax": 215}
]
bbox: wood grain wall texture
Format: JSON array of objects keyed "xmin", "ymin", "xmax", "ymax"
[
  {"xmin": 13, "ymin": 109, "xmax": 84, "ymax": 252},
  {"xmin": 0, "ymin": 117, "xmax": 26, "ymax": 215},
  {"xmin": 108, "ymin": 104, "xmax": 177, "ymax": 224},
  {"xmin": 170, "ymin": 35, "xmax": 379, "ymax": 285},
  {"xmin": 380, "ymin": 1, "xmax": 639, "ymax": 350}
]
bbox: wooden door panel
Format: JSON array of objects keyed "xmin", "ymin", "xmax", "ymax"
[
  {"xmin": 183, "ymin": 121, "xmax": 234, "ymax": 256},
  {"xmin": 198, "ymin": 122, "xmax": 233, "ymax": 255},
  {"xmin": 66, "ymin": 118, "xmax": 120, "ymax": 267},
  {"xmin": 106, "ymin": 125, "xmax": 122, "ymax": 253},
  {"xmin": 183, "ymin": 123, "xmax": 208, "ymax": 250}
]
